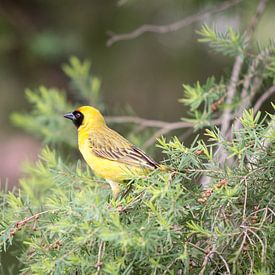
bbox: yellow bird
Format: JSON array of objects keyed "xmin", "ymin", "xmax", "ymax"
[{"xmin": 64, "ymin": 106, "xmax": 159, "ymax": 197}]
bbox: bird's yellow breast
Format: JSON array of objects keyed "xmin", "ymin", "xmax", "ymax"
[{"xmin": 78, "ymin": 131, "xmax": 143, "ymax": 182}]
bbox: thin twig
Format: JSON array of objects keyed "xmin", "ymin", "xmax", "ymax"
[
  {"xmin": 267, "ymin": 206, "xmax": 275, "ymax": 217},
  {"xmin": 7, "ymin": 209, "xmax": 57, "ymax": 237},
  {"xmin": 246, "ymin": 0, "xmax": 269, "ymax": 38},
  {"xmin": 247, "ymin": 228, "xmax": 267, "ymax": 263},
  {"xmin": 242, "ymin": 177, "xmax": 248, "ymax": 221},
  {"xmin": 233, "ymin": 231, "xmax": 247, "ymax": 267},
  {"xmin": 233, "ymin": 45, "xmax": 274, "ymax": 131},
  {"xmin": 247, "ymin": 252, "xmax": 254, "ymax": 275},
  {"xmin": 106, "ymin": 0, "xmax": 242, "ymax": 46},
  {"xmin": 218, "ymin": 0, "xmax": 269, "ymax": 162},
  {"xmin": 218, "ymin": 54, "xmax": 244, "ymax": 164},
  {"xmin": 188, "ymin": 242, "xmax": 207, "ymax": 254},
  {"xmin": 106, "ymin": 116, "xmax": 192, "ymax": 128},
  {"xmin": 224, "ymin": 0, "xmax": 269, "ymax": 134},
  {"xmin": 232, "ymin": 76, "xmax": 263, "ymax": 134},
  {"xmin": 254, "ymin": 85, "xmax": 275, "ymax": 113},
  {"xmin": 239, "ymin": 46, "xmax": 273, "ymax": 107},
  {"xmin": 107, "ymin": 115, "xmax": 224, "ymax": 147},
  {"xmin": 95, "ymin": 241, "xmax": 105, "ymax": 275},
  {"xmin": 144, "ymin": 122, "xmax": 193, "ymax": 148},
  {"xmin": 199, "ymin": 249, "xmax": 215, "ymax": 275},
  {"xmin": 221, "ymin": 55, "xmax": 244, "ymax": 140},
  {"xmin": 214, "ymin": 252, "xmax": 231, "ymax": 275}
]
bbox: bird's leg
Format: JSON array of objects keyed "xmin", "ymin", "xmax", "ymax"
[{"xmin": 106, "ymin": 180, "xmax": 120, "ymax": 199}]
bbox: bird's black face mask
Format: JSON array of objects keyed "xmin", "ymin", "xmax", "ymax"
[{"xmin": 64, "ymin": 111, "xmax": 84, "ymax": 128}]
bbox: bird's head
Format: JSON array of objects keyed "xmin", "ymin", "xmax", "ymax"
[{"xmin": 64, "ymin": 106, "xmax": 106, "ymax": 129}]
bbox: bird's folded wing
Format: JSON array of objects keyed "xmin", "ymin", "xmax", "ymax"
[{"xmin": 89, "ymin": 128, "xmax": 158, "ymax": 169}]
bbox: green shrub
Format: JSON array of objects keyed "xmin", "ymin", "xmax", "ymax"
[{"xmin": 1, "ymin": 25, "xmax": 274, "ymax": 274}]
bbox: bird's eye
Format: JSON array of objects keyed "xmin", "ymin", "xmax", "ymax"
[{"xmin": 75, "ymin": 112, "xmax": 81, "ymax": 118}]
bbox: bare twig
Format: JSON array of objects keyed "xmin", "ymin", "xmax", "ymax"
[
  {"xmin": 232, "ymin": 77, "xmax": 263, "ymax": 134},
  {"xmin": 188, "ymin": 242, "xmax": 208, "ymax": 254},
  {"xmin": 246, "ymin": 0, "xmax": 269, "ymax": 38},
  {"xmin": 232, "ymin": 231, "xmax": 247, "ymax": 268},
  {"xmin": 95, "ymin": 241, "xmax": 105, "ymax": 275},
  {"xmin": 225, "ymin": 0, "xmax": 268, "ymax": 131},
  {"xmin": 233, "ymin": 45, "xmax": 274, "ymax": 131},
  {"xmin": 221, "ymin": 55, "xmax": 244, "ymax": 139},
  {"xmin": 215, "ymin": 252, "xmax": 231, "ymax": 275},
  {"xmin": 106, "ymin": 116, "xmax": 192, "ymax": 128},
  {"xmin": 7, "ymin": 209, "xmax": 57, "ymax": 237},
  {"xmin": 231, "ymin": 0, "xmax": 269, "ymax": 122},
  {"xmin": 254, "ymin": 85, "xmax": 275, "ymax": 113},
  {"xmin": 247, "ymin": 228, "xmax": 267, "ymax": 263},
  {"xmin": 106, "ymin": 0, "xmax": 242, "ymax": 47},
  {"xmin": 239, "ymin": 45, "xmax": 273, "ymax": 106},
  {"xmin": 107, "ymin": 115, "xmax": 224, "ymax": 148},
  {"xmin": 218, "ymin": 55, "xmax": 244, "ymax": 163},
  {"xmin": 199, "ymin": 249, "xmax": 215, "ymax": 275},
  {"xmin": 218, "ymin": 0, "xmax": 269, "ymax": 163},
  {"xmin": 242, "ymin": 177, "xmax": 248, "ymax": 221},
  {"xmin": 247, "ymin": 252, "xmax": 254, "ymax": 275},
  {"xmin": 143, "ymin": 122, "xmax": 193, "ymax": 148}
]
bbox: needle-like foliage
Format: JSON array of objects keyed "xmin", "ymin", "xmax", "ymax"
[{"xmin": 1, "ymin": 26, "xmax": 275, "ymax": 274}]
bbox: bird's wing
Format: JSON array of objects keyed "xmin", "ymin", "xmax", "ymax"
[{"xmin": 89, "ymin": 128, "xmax": 158, "ymax": 169}]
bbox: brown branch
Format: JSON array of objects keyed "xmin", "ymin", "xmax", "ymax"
[
  {"xmin": 107, "ymin": 115, "xmax": 224, "ymax": 148},
  {"xmin": 254, "ymin": 85, "xmax": 275, "ymax": 113},
  {"xmin": 229, "ymin": 0, "xmax": 274, "ymax": 137},
  {"xmin": 95, "ymin": 241, "xmax": 105, "ymax": 275},
  {"xmin": 215, "ymin": 252, "xmax": 231, "ymax": 275},
  {"xmin": 218, "ymin": 55, "xmax": 243, "ymax": 164},
  {"xmin": 218, "ymin": 0, "xmax": 269, "ymax": 163},
  {"xmin": 247, "ymin": 228, "xmax": 267, "ymax": 263},
  {"xmin": 221, "ymin": 55, "xmax": 244, "ymax": 139},
  {"xmin": 106, "ymin": 116, "xmax": 184, "ymax": 128},
  {"xmin": 107, "ymin": 116, "xmax": 223, "ymax": 129},
  {"xmin": 232, "ymin": 230, "xmax": 247, "ymax": 266},
  {"xmin": 106, "ymin": 0, "xmax": 242, "ymax": 47},
  {"xmin": 242, "ymin": 177, "xmax": 248, "ymax": 221},
  {"xmin": 246, "ymin": 0, "xmax": 269, "ymax": 38},
  {"xmin": 143, "ymin": 122, "xmax": 194, "ymax": 148},
  {"xmin": 199, "ymin": 248, "xmax": 215, "ymax": 275},
  {"xmin": 8, "ymin": 209, "xmax": 55, "ymax": 237},
  {"xmin": 240, "ymin": 46, "xmax": 273, "ymax": 109},
  {"xmin": 233, "ymin": 45, "xmax": 274, "ymax": 132},
  {"xmin": 223, "ymin": 0, "xmax": 269, "ymax": 137}
]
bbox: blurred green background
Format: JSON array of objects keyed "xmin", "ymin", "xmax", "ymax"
[{"xmin": 0, "ymin": 0, "xmax": 274, "ymax": 187}]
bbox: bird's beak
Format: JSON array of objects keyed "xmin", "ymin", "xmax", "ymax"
[{"xmin": 64, "ymin": 112, "xmax": 75, "ymax": 120}]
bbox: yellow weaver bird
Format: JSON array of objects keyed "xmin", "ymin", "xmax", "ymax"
[{"xmin": 64, "ymin": 106, "xmax": 159, "ymax": 197}]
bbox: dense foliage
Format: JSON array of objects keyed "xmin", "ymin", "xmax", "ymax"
[{"xmin": 1, "ymin": 25, "xmax": 274, "ymax": 274}]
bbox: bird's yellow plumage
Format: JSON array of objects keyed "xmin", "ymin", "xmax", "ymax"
[{"xmin": 64, "ymin": 106, "xmax": 159, "ymax": 197}]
